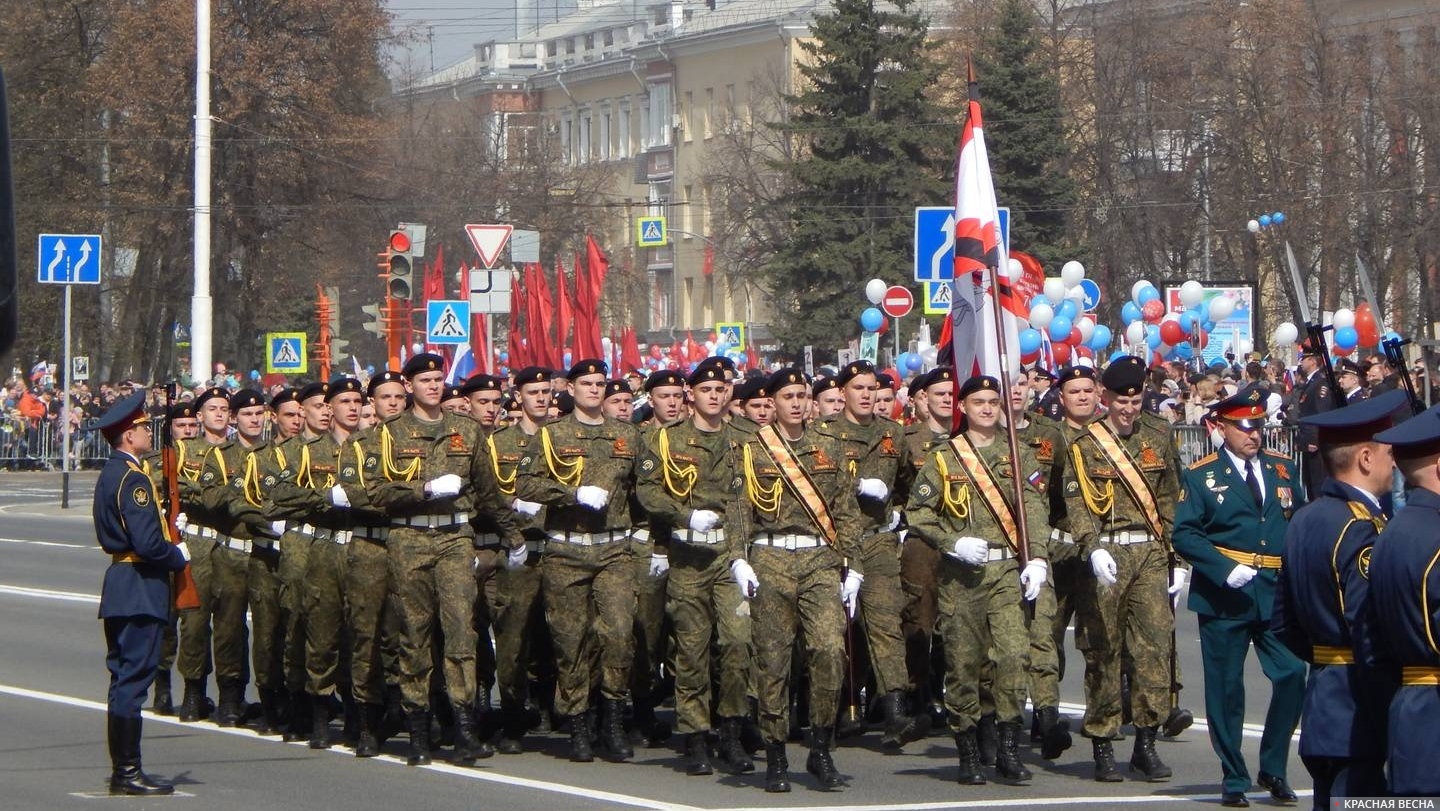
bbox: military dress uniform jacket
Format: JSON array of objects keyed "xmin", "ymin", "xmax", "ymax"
[
  {"xmin": 815, "ymin": 414, "xmax": 912, "ymax": 535},
  {"xmin": 485, "ymin": 424, "xmax": 546, "ymax": 543},
  {"xmin": 635, "ymin": 418, "xmax": 744, "ymax": 545},
  {"xmin": 904, "ymin": 434, "xmax": 1052, "ymax": 562},
  {"xmin": 194, "ymin": 439, "xmax": 277, "ymax": 541},
  {"xmin": 1065, "ymin": 415, "xmax": 1180, "ymax": 556},
  {"xmin": 1019, "ymin": 418, "xmax": 1069, "ymax": 535},
  {"xmin": 267, "ymin": 433, "xmax": 352, "ymax": 533},
  {"xmin": 1173, "ymin": 449, "xmax": 1302, "ymax": 620},
  {"xmin": 96, "ymin": 451, "xmax": 189, "ymax": 620},
  {"xmin": 516, "ymin": 414, "xmax": 640, "ymax": 536}
]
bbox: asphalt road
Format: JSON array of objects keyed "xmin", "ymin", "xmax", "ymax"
[{"xmin": 0, "ymin": 471, "xmax": 1311, "ymax": 811}]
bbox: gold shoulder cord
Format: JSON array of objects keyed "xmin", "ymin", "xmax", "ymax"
[
  {"xmin": 488, "ymin": 435, "xmax": 516, "ymax": 496},
  {"xmin": 273, "ymin": 444, "xmax": 288, "ymax": 471},
  {"xmin": 242, "ymin": 453, "xmax": 265, "ymax": 506},
  {"xmin": 933, "ymin": 449, "xmax": 970, "ymax": 520},
  {"xmin": 177, "ymin": 440, "xmax": 200, "ymax": 482},
  {"xmin": 208, "ymin": 444, "xmax": 230, "ymax": 482},
  {"xmin": 1071, "ymin": 441, "xmax": 1114, "ymax": 518},
  {"xmin": 296, "ymin": 443, "xmax": 314, "ymax": 489},
  {"xmin": 541, "ymin": 427, "xmax": 584, "ymax": 487},
  {"xmin": 742, "ymin": 443, "xmax": 782, "ymax": 516},
  {"xmin": 352, "ymin": 441, "xmax": 369, "ymax": 487},
  {"xmin": 659, "ymin": 427, "xmax": 697, "ymax": 501},
  {"xmin": 379, "ymin": 424, "xmax": 421, "ymax": 482}
]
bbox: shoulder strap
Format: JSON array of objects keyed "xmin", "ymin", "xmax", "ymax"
[
  {"xmin": 757, "ymin": 425, "xmax": 838, "ymax": 544},
  {"xmin": 1087, "ymin": 420, "xmax": 1164, "ymax": 539},
  {"xmin": 947, "ymin": 435, "xmax": 1019, "ymax": 553}
]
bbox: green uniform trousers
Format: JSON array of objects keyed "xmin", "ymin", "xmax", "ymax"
[
  {"xmin": 247, "ymin": 548, "xmax": 284, "ymax": 691},
  {"xmin": 856, "ymin": 533, "xmax": 907, "ymax": 696},
  {"xmin": 304, "ymin": 537, "xmax": 350, "ymax": 696},
  {"xmin": 388, "ymin": 528, "xmax": 478, "ymax": 710},
  {"xmin": 542, "ymin": 538, "xmax": 636, "ymax": 717},
  {"xmin": 938, "ymin": 555, "xmax": 1029, "ymax": 730},
  {"xmin": 493, "ymin": 554, "xmax": 545, "ymax": 710},
  {"xmin": 1076, "ymin": 540, "xmax": 1171, "ymax": 738},
  {"xmin": 900, "ymin": 537, "xmax": 940, "ymax": 694},
  {"xmin": 277, "ymin": 530, "xmax": 314, "ymax": 693},
  {"xmin": 175, "ymin": 531, "xmax": 214, "ymax": 682},
  {"xmin": 209, "ymin": 543, "xmax": 251, "ymax": 684},
  {"xmin": 1198, "ymin": 615, "xmax": 1305, "ymax": 793},
  {"xmin": 666, "ymin": 540, "xmax": 751, "ymax": 734},
  {"xmin": 345, "ymin": 534, "xmax": 392, "ymax": 706}
]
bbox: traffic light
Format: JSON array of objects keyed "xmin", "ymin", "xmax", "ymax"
[
  {"xmin": 361, "ymin": 303, "xmax": 384, "ymax": 337},
  {"xmin": 330, "ymin": 338, "xmax": 350, "ymax": 361},
  {"xmin": 386, "ymin": 228, "xmax": 414, "ymax": 300}
]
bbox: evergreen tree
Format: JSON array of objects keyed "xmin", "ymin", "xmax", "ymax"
[
  {"xmin": 766, "ymin": 0, "xmax": 954, "ymax": 356},
  {"xmin": 972, "ymin": 0, "xmax": 1076, "ymax": 269}
]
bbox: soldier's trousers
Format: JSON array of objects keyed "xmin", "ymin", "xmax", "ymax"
[
  {"xmin": 542, "ymin": 538, "xmax": 636, "ymax": 717},
  {"xmin": 1047, "ymin": 540, "xmax": 1084, "ymax": 676},
  {"xmin": 493, "ymin": 551, "xmax": 545, "ymax": 710},
  {"xmin": 277, "ymin": 530, "xmax": 314, "ymax": 693},
  {"xmin": 938, "ymin": 555, "xmax": 1029, "ymax": 730},
  {"xmin": 472, "ymin": 545, "xmax": 504, "ymax": 700},
  {"xmin": 389, "ymin": 528, "xmax": 478, "ymax": 710},
  {"xmin": 900, "ymin": 537, "xmax": 940, "ymax": 695},
  {"xmin": 305, "ymin": 536, "xmax": 350, "ymax": 696},
  {"xmin": 1027, "ymin": 538, "xmax": 1080, "ymax": 708},
  {"xmin": 667, "ymin": 540, "xmax": 751, "ymax": 734},
  {"xmin": 857, "ymin": 533, "xmax": 907, "ymax": 697},
  {"xmin": 209, "ymin": 543, "xmax": 251, "ymax": 684},
  {"xmin": 345, "ymin": 534, "xmax": 393, "ymax": 706},
  {"xmin": 631, "ymin": 536, "xmax": 669, "ymax": 705},
  {"xmin": 247, "ymin": 546, "xmax": 284, "ymax": 691},
  {"xmin": 750, "ymin": 544, "xmax": 845, "ymax": 744},
  {"xmin": 1076, "ymin": 540, "xmax": 1171, "ymax": 738},
  {"xmin": 176, "ymin": 531, "xmax": 214, "ymax": 682}
]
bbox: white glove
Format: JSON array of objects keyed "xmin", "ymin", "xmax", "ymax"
[
  {"xmin": 885, "ymin": 510, "xmax": 903, "ymax": 532},
  {"xmin": 511, "ymin": 498, "xmax": 541, "ymax": 517},
  {"xmin": 730, "ymin": 559, "xmax": 759, "ymax": 599},
  {"xmin": 1225, "ymin": 564, "xmax": 1258, "ymax": 589},
  {"xmin": 270, "ymin": 520, "xmax": 288, "ymax": 538},
  {"xmin": 688, "ymin": 509, "xmax": 720, "ymax": 532},
  {"xmin": 175, "ymin": 541, "xmax": 191, "ymax": 562},
  {"xmin": 1090, "ymin": 549, "xmax": 1119, "ymax": 587},
  {"xmin": 649, "ymin": 554, "xmax": 670, "ymax": 578},
  {"xmin": 1021, "ymin": 559, "xmax": 1049, "ymax": 601},
  {"xmin": 856, "ymin": 477, "xmax": 890, "ymax": 501},
  {"xmin": 330, "ymin": 484, "xmax": 351, "ymax": 508},
  {"xmin": 424, "ymin": 473, "xmax": 463, "ymax": 499},
  {"xmin": 506, "ymin": 543, "xmax": 529, "ymax": 570},
  {"xmin": 948, "ymin": 536, "xmax": 990, "ymax": 566},
  {"xmin": 175, "ymin": 512, "xmax": 190, "ymax": 532},
  {"xmin": 1169, "ymin": 566, "xmax": 1188, "ymax": 608},
  {"xmin": 840, "ymin": 570, "xmax": 864, "ymax": 618},
  {"xmin": 575, "ymin": 485, "xmax": 610, "ymax": 510}
]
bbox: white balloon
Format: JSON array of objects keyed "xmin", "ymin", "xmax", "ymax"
[
  {"xmin": 920, "ymin": 346, "xmax": 938, "ymax": 363},
  {"xmin": 1179, "ymin": 280, "xmax": 1205, "ymax": 308},
  {"xmin": 1077, "ymin": 316, "xmax": 1096, "ymax": 342},
  {"xmin": 1066, "ymin": 285, "xmax": 1086, "ymax": 303},
  {"xmin": 1332, "ymin": 308, "xmax": 1356, "ymax": 329},
  {"xmin": 1208, "ymin": 296, "xmax": 1236, "ymax": 321},
  {"xmin": 1273, "ymin": 322, "xmax": 1299, "ymax": 347},
  {"xmin": 1061, "ymin": 260, "xmax": 1085, "ymax": 287},
  {"xmin": 1236, "ymin": 339, "xmax": 1253, "ymax": 357},
  {"xmin": 1043, "ymin": 278, "xmax": 1067, "ymax": 305},
  {"xmin": 1247, "ymin": 219, "xmax": 1261, "ymax": 234},
  {"xmin": 1126, "ymin": 321, "xmax": 1146, "ymax": 346},
  {"xmin": 1029, "ymin": 303, "xmax": 1055, "ymax": 329},
  {"xmin": 865, "ymin": 278, "xmax": 887, "ymax": 305},
  {"xmin": 1008, "ymin": 258, "xmax": 1024, "ymax": 276},
  {"xmin": 1131, "ymin": 280, "xmax": 1154, "ymax": 303}
]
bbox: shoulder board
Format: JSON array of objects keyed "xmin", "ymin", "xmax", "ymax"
[
  {"xmin": 1188, "ymin": 452, "xmax": 1219, "ymax": 471},
  {"xmin": 1346, "ymin": 501, "xmax": 1376, "ymax": 522},
  {"xmin": 1263, "ymin": 449, "xmax": 1290, "ymax": 460}
]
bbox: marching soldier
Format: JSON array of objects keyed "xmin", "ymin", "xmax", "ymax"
[
  {"xmin": 905, "ymin": 375, "xmax": 1051, "ymax": 785},
  {"xmin": 1274, "ymin": 390, "xmax": 1406, "ymax": 807},
  {"xmin": 460, "ymin": 373, "xmax": 507, "ymax": 742},
  {"xmin": 636, "ymin": 363, "xmax": 753, "ymax": 776},
  {"xmin": 174, "ymin": 386, "xmax": 230, "ymax": 723},
  {"xmin": 602, "ymin": 380, "xmax": 635, "ymax": 422},
  {"xmin": 441, "ymin": 384, "xmax": 471, "ymax": 415},
  {"xmin": 874, "ymin": 372, "xmax": 897, "ymax": 419},
  {"xmin": 1045, "ymin": 366, "xmax": 1100, "ymax": 692},
  {"xmin": 729, "ymin": 367, "xmax": 864, "ymax": 792},
  {"xmin": 812, "ymin": 376, "xmax": 845, "ymax": 420},
  {"xmin": 1173, "ymin": 384, "xmax": 1307, "ymax": 807},
  {"xmin": 464, "ymin": 373, "xmax": 504, "ymax": 431},
  {"xmin": 515, "ymin": 358, "xmax": 641, "ymax": 763},
  {"xmin": 1065, "ymin": 356, "xmax": 1181, "ymax": 783},
  {"xmin": 730, "ymin": 376, "xmax": 773, "ymax": 429},
  {"xmin": 146, "ymin": 399, "xmax": 199, "ymax": 716}
]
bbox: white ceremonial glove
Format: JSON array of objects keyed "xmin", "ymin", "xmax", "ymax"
[
  {"xmin": 1225, "ymin": 564, "xmax": 1258, "ymax": 589},
  {"xmin": 270, "ymin": 520, "xmax": 288, "ymax": 538},
  {"xmin": 856, "ymin": 477, "xmax": 890, "ymax": 501},
  {"xmin": 689, "ymin": 509, "xmax": 720, "ymax": 532},
  {"xmin": 575, "ymin": 485, "xmax": 610, "ymax": 510},
  {"xmin": 1169, "ymin": 567, "xmax": 1188, "ymax": 607},
  {"xmin": 176, "ymin": 541, "xmax": 191, "ymax": 562},
  {"xmin": 511, "ymin": 498, "xmax": 542, "ymax": 517},
  {"xmin": 649, "ymin": 554, "xmax": 671, "ymax": 578},
  {"xmin": 1021, "ymin": 559, "xmax": 1049, "ymax": 602},
  {"xmin": 330, "ymin": 484, "xmax": 351, "ymax": 509},
  {"xmin": 1090, "ymin": 549, "xmax": 1119, "ymax": 587},
  {"xmin": 731, "ymin": 559, "xmax": 759, "ymax": 599},
  {"xmin": 424, "ymin": 473, "xmax": 463, "ymax": 499},
  {"xmin": 506, "ymin": 543, "xmax": 529, "ymax": 570},
  {"xmin": 841, "ymin": 570, "xmax": 864, "ymax": 618},
  {"xmin": 948, "ymin": 536, "xmax": 991, "ymax": 566},
  {"xmin": 175, "ymin": 512, "xmax": 190, "ymax": 532},
  {"xmin": 885, "ymin": 510, "xmax": 903, "ymax": 532}
]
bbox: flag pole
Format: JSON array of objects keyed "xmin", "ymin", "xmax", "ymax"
[{"xmin": 985, "ymin": 259, "xmax": 1031, "ymax": 567}]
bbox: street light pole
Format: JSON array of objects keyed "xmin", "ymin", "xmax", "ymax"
[{"xmin": 190, "ymin": 0, "xmax": 213, "ymax": 385}]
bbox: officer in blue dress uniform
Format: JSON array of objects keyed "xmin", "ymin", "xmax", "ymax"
[
  {"xmin": 1370, "ymin": 403, "xmax": 1440, "ymax": 797},
  {"xmin": 93, "ymin": 392, "xmax": 192, "ymax": 795},
  {"xmin": 1272, "ymin": 390, "xmax": 1406, "ymax": 808},
  {"xmin": 1173, "ymin": 384, "xmax": 1307, "ymax": 807}
]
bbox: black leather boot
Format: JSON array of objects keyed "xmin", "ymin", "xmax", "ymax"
[
  {"xmin": 284, "ymin": 690, "xmax": 311, "ymax": 742},
  {"xmin": 835, "ymin": 702, "xmax": 867, "ymax": 739},
  {"xmin": 597, "ymin": 698, "xmax": 633, "ymax": 762},
  {"xmin": 1129, "ymin": 726, "xmax": 1172, "ymax": 781},
  {"xmin": 879, "ymin": 690, "xmax": 931, "ymax": 749},
  {"xmin": 1093, "ymin": 736, "xmax": 1124, "ymax": 782},
  {"xmin": 215, "ymin": 678, "xmax": 244, "ymax": 727},
  {"xmin": 995, "ymin": 721, "xmax": 1033, "ymax": 783},
  {"xmin": 954, "ymin": 728, "xmax": 986, "ymax": 785},
  {"xmin": 151, "ymin": 671, "xmax": 174, "ymax": 716},
  {"xmin": 717, "ymin": 717, "xmax": 754, "ymax": 774},
  {"xmin": 108, "ymin": 715, "xmax": 173, "ymax": 796},
  {"xmin": 764, "ymin": 741, "xmax": 791, "ymax": 793},
  {"xmin": 255, "ymin": 688, "xmax": 284, "ymax": 735},
  {"xmin": 354, "ymin": 704, "xmax": 383, "ymax": 758},
  {"xmin": 1037, "ymin": 705, "xmax": 1073, "ymax": 760},
  {"xmin": 1161, "ymin": 706, "xmax": 1194, "ymax": 738},
  {"xmin": 406, "ymin": 709, "xmax": 432, "ymax": 766},
  {"xmin": 976, "ymin": 712, "xmax": 998, "ymax": 766},
  {"xmin": 570, "ymin": 711, "xmax": 595, "ymax": 762},
  {"xmin": 177, "ymin": 679, "xmax": 205, "ymax": 723},
  {"xmin": 378, "ymin": 685, "xmax": 405, "ymax": 745},
  {"xmin": 805, "ymin": 726, "xmax": 845, "ymax": 791},
  {"xmin": 684, "ymin": 731, "xmax": 714, "ymax": 776},
  {"xmin": 497, "ymin": 702, "xmax": 526, "ymax": 755},
  {"xmin": 309, "ymin": 695, "xmax": 331, "ymax": 749},
  {"xmin": 452, "ymin": 702, "xmax": 494, "ymax": 764}
]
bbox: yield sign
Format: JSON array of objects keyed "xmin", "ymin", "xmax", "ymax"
[
  {"xmin": 464, "ymin": 224, "xmax": 513, "ymax": 268},
  {"xmin": 881, "ymin": 285, "xmax": 914, "ymax": 318}
]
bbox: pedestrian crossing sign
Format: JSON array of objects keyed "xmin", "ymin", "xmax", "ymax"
[
  {"xmin": 715, "ymin": 322, "xmax": 745, "ymax": 351},
  {"xmin": 923, "ymin": 282, "xmax": 952, "ymax": 315},
  {"xmin": 265, "ymin": 333, "xmax": 307, "ymax": 374},
  {"xmin": 636, "ymin": 216, "xmax": 668, "ymax": 247},
  {"xmin": 426, "ymin": 300, "xmax": 471, "ymax": 345}
]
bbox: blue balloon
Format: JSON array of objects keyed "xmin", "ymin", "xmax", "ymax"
[
  {"xmin": 905, "ymin": 353, "xmax": 923, "ymax": 372},
  {"xmin": 1048, "ymin": 315, "xmax": 1073, "ymax": 342},
  {"xmin": 1334, "ymin": 326, "xmax": 1359, "ymax": 350},
  {"xmin": 1172, "ymin": 342, "xmax": 1194, "ymax": 361},
  {"xmin": 1018, "ymin": 328, "xmax": 1044, "ymax": 355},
  {"xmin": 1056, "ymin": 299, "xmax": 1079, "ymax": 322},
  {"xmin": 1272, "ymin": 211, "xmax": 1285, "ymax": 224},
  {"xmin": 860, "ymin": 307, "xmax": 884, "ymax": 332},
  {"xmin": 1109, "ymin": 349, "xmax": 1128, "ymax": 364},
  {"xmin": 1383, "ymin": 330, "xmax": 1402, "ymax": 345},
  {"xmin": 1121, "ymin": 301, "xmax": 1142, "ymax": 326},
  {"xmin": 1258, "ymin": 214, "xmax": 1272, "ymax": 227},
  {"xmin": 1029, "ymin": 294, "xmax": 1048, "ymax": 311},
  {"xmin": 1145, "ymin": 324, "xmax": 1162, "ymax": 349},
  {"xmin": 1201, "ymin": 319, "xmax": 1216, "ymax": 332},
  {"xmin": 1089, "ymin": 324, "xmax": 1112, "ymax": 351},
  {"xmin": 563, "ymin": 351, "xmax": 573, "ymax": 368},
  {"xmin": 1178, "ymin": 311, "xmax": 1198, "ymax": 334},
  {"xmin": 499, "ymin": 351, "xmax": 509, "ymax": 363},
  {"xmin": 1136, "ymin": 286, "xmax": 1161, "ymax": 306}
]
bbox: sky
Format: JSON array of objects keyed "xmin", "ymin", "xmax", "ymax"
[{"xmin": 386, "ymin": 0, "xmax": 518, "ymax": 75}]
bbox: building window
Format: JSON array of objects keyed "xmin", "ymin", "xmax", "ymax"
[
  {"xmin": 603, "ymin": 30, "xmax": 614, "ymax": 46},
  {"xmin": 681, "ymin": 184, "xmax": 692, "ymax": 235},
  {"xmin": 682, "ymin": 91, "xmax": 693, "ymax": 142},
  {"xmin": 647, "ymin": 83, "xmax": 671, "ymax": 148},
  {"xmin": 618, "ymin": 102, "xmax": 632, "ymax": 159},
  {"xmin": 546, "ymin": 41, "xmax": 556, "ymax": 58},
  {"xmin": 683, "ymin": 278, "xmax": 694, "ymax": 328},
  {"xmin": 560, "ymin": 117, "xmax": 573, "ymax": 164},
  {"xmin": 578, "ymin": 112, "xmax": 591, "ymax": 164},
  {"xmin": 648, "ymin": 271, "xmax": 672, "ymax": 330},
  {"xmin": 704, "ymin": 88, "xmax": 715, "ymax": 138}
]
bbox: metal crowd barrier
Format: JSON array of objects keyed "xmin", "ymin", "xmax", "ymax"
[
  {"xmin": 0, "ymin": 417, "xmax": 113, "ymax": 470},
  {"xmin": 1170, "ymin": 423, "xmax": 1300, "ymax": 470}
]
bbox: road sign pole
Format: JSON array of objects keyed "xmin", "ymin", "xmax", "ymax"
[
  {"xmin": 484, "ymin": 313, "xmax": 494, "ymax": 375},
  {"xmin": 893, "ymin": 317, "xmax": 900, "ymax": 361},
  {"xmin": 61, "ymin": 284, "xmax": 72, "ymax": 508}
]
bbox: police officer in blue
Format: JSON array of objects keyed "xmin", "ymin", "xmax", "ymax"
[
  {"xmin": 1369, "ymin": 403, "xmax": 1440, "ymax": 798},
  {"xmin": 1172, "ymin": 384, "xmax": 1306, "ymax": 807},
  {"xmin": 93, "ymin": 392, "xmax": 192, "ymax": 795},
  {"xmin": 1272, "ymin": 390, "xmax": 1405, "ymax": 808}
]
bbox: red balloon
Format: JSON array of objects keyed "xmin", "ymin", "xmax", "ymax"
[
  {"xmin": 1152, "ymin": 350, "xmax": 1167, "ymax": 366},
  {"xmin": 1333, "ymin": 344, "xmax": 1353, "ymax": 357},
  {"xmin": 1068, "ymin": 327, "xmax": 1083, "ymax": 346},
  {"xmin": 1159, "ymin": 320, "xmax": 1186, "ymax": 346},
  {"xmin": 876, "ymin": 318, "xmax": 889, "ymax": 336},
  {"xmin": 1357, "ymin": 323, "xmax": 1379, "ymax": 348},
  {"xmin": 1021, "ymin": 349, "xmax": 1041, "ymax": 364},
  {"xmin": 1051, "ymin": 342, "xmax": 1072, "ymax": 365},
  {"xmin": 1076, "ymin": 346, "xmax": 1094, "ymax": 359},
  {"xmin": 1142, "ymin": 299, "xmax": 1165, "ymax": 323}
]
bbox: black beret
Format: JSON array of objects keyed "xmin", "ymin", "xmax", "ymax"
[
  {"xmin": 765, "ymin": 368, "xmax": 808, "ymax": 396},
  {"xmin": 876, "ymin": 372, "xmax": 896, "ymax": 391},
  {"xmin": 906, "ymin": 374, "xmax": 927, "ymax": 398},
  {"xmin": 441, "ymin": 385, "xmax": 465, "ymax": 403},
  {"xmin": 1101, "ymin": 355, "xmax": 1147, "ymax": 396},
  {"xmin": 401, "ymin": 352, "xmax": 446, "ymax": 379},
  {"xmin": 567, "ymin": 359, "xmax": 608, "ymax": 380},
  {"xmin": 269, "ymin": 388, "xmax": 300, "ymax": 410},
  {"xmin": 604, "ymin": 380, "xmax": 632, "ymax": 400},
  {"xmin": 167, "ymin": 401, "xmax": 197, "ymax": 422},
  {"xmin": 812, "ymin": 376, "xmax": 841, "ymax": 398},
  {"xmin": 460, "ymin": 374, "xmax": 503, "ymax": 395},
  {"xmin": 921, "ymin": 367, "xmax": 956, "ymax": 392},
  {"xmin": 366, "ymin": 370, "xmax": 405, "ymax": 397},
  {"xmin": 229, "ymin": 389, "xmax": 266, "ymax": 410},
  {"xmin": 835, "ymin": 360, "xmax": 877, "ymax": 387},
  {"xmin": 696, "ymin": 356, "xmax": 737, "ymax": 379},
  {"xmin": 957, "ymin": 376, "xmax": 1000, "ymax": 400},
  {"xmin": 644, "ymin": 370, "xmax": 685, "ymax": 392},
  {"xmin": 325, "ymin": 377, "xmax": 363, "ymax": 401},
  {"xmin": 298, "ymin": 381, "xmax": 329, "ymax": 402},
  {"xmin": 193, "ymin": 386, "xmax": 229, "ymax": 410},
  {"xmin": 687, "ymin": 364, "xmax": 726, "ymax": 386},
  {"xmin": 500, "ymin": 394, "xmax": 518, "ymax": 412},
  {"xmin": 733, "ymin": 376, "xmax": 769, "ymax": 402},
  {"xmin": 553, "ymin": 391, "xmax": 575, "ymax": 414},
  {"xmin": 512, "ymin": 366, "xmax": 553, "ymax": 388},
  {"xmin": 1056, "ymin": 365, "xmax": 1098, "ymax": 388}
]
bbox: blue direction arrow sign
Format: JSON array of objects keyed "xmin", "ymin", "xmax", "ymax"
[
  {"xmin": 426, "ymin": 300, "xmax": 471, "ymax": 345},
  {"xmin": 912, "ymin": 207, "xmax": 1009, "ymax": 282},
  {"xmin": 1078, "ymin": 278, "xmax": 1102, "ymax": 311},
  {"xmin": 37, "ymin": 234, "xmax": 103, "ymax": 284}
]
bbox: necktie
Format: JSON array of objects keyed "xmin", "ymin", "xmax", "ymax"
[{"xmin": 1245, "ymin": 462, "xmax": 1263, "ymax": 506}]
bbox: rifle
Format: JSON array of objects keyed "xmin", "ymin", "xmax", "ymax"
[
  {"xmin": 164, "ymin": 382, "xmax": 200, "ymax": 610},
  {"xmin": 1356, "ymin": 254, "xmax": 1426, "ymax": 416},
  {"xmin": 1282, "ymin": 241, "xmax": 1344, "ymax": 409}
]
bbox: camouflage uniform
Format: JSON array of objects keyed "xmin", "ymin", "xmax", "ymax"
[
  {"xmin": 256, "ymin": 436, "xmax": 315, "ymax": 701},
  {"xmin": 899, "ymin": 423, "xmax": 950, "ymax": 698},
  {"xmin": 173, "ymin": 439, "xmax": 217, "ymax": 697},
  {"xmin": 1016, "ymin": 417, "xmax": 1068, "ymax": 709},
  {"xmin": 1044, "ymin": 419, "xmax": 1090, "ymax": 682},
  {"xmin": 232, "ymin": 439, "xmax": 286, "ymax": 727},
  {"xmin": 630, "ymin": 423, "xmax": 672, "ymax": 740}
]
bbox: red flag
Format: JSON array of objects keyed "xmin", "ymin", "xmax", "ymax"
[
  {"xmin": 702, "ymin": 244, "xmax": 715, "ymax": 276},
  {"xmin": 574, "ymin": 235, "xmax": 609, "ymax": 360},
  {"xmin": 529, "ymin": 263, "xmax": 557, "ymax": 368},
  {"xmin": 473, "ymin": 309, "xmax": 489, "ymax": 375},
  {"xmin": 621, "ymin": 326, "xmax": 642, "ymax": 373},
  {"xmin": 508, "ymin": 266, "xmax": 527, "ymax": 369},
  {"xmin": 555, "ymin": 259, "xmax": 573, "ymax": 358},
  {"xmin": 422, "ymin": 244, "xmax": 447, "ymax": 304}
]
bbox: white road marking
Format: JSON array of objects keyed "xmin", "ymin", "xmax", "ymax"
[
  {"xmin": 0, "ymin": 536, "xmax": 93, "ymax": 550},
  {"xmin": 0, "ymin": 584, "xmax": 100, "ymax": 603},
  {"xmin": 69, "ymin": 790, "xmax": 198, "ymax": 799}
]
